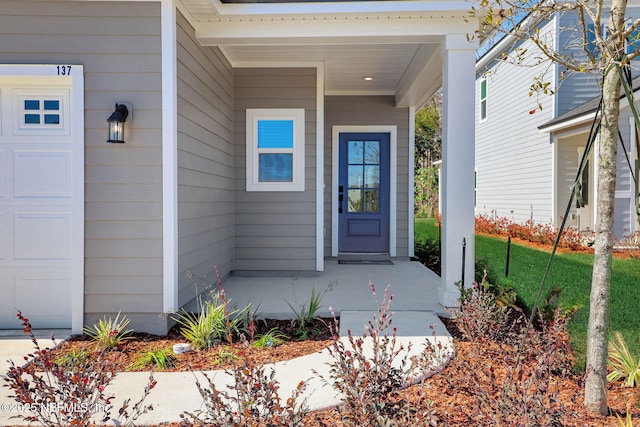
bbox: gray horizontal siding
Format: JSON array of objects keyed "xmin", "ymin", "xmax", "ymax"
[
  {"xmin": 324, "ymin": 96, "xmax": 410, "ymax": 257},
  {"xmin": 234, "ymin": 67, "xmax": 317, "ymax": 271},
  {"xmin": 0, "ymin": 1, "xmax": 164, "ymax": 326},
  {"xmin": 176, "ymin": 11, "xmax": 235, "ymax": 307}
]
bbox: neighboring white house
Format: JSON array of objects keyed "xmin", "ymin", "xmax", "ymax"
[
  {"xmin": 475, "ymin": 11, "xmax": 639, "ymax": 241},
  {"xmin": 0, "ymin": 0, "xmax": 480, "ymax": 334}
]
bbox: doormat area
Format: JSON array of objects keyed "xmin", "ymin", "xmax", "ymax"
[{"xmin": 337, "ymin": 259, "xmax": 394, "ymax": 265}]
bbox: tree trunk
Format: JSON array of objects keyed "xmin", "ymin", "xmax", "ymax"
[{"xmin": 584, "ymin": 23, "xmax": 624, "ymax": 411}]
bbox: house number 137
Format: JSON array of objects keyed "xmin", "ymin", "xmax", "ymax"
[{"xmin": 56, "ymin": 66, "xmax": 72, "ymax": 75}]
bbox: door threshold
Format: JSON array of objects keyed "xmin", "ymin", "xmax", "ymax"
[{"xmin": 337, "ymin": 253, "xmax": 393, "ymax": 265}]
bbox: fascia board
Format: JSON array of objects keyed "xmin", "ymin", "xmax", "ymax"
[
  {"xmin": 196, "ymin": 16, "xmax": 475, "ymax": 45},
  {"xmin": 210, "ymin": 0, "xmax": 475, "ymax": 16},
  {"xmin": 539, "ymin": 90, "xmax": 638, "ymax": 134}
]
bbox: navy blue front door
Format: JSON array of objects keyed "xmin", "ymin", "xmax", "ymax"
[{"xmin": 338, "ymin": 133, "xmax": 390, "ymax": 253}]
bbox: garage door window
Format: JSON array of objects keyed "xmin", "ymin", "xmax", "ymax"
[{"xmin": 23, "ymin": 98, "xmax": 62, "ymax": 126}]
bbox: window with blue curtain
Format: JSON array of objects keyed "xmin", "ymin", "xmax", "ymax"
[
  {"xmin": 246, "ymin": 109, "xmax": 305, "ymax": 191},
  {"xmin": 257, "ymin": 120, "xmax": 294, "ymax": 182}
]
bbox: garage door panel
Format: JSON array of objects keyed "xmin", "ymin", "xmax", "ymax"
[
  {"xmin": 0, "ymin": 149, "xmax": 5, "ymax": 198},
  {"xmin": 14, "ymin": 212, "xmax": 72, "ymax": 260},
  {"xmin": 0, "ymin": 70, "xmax": 83, "ymax": 331},
  {"xmin": 0, "ymin": 272, "xmax": 16, "ymax": 326},
  {"xmin": 15, "ymin": 273, "xmax": 71, "ymax": 326},
  {"xmin": 13, "ymin": 150, "xmax": 72, "ymax": 198},
  {"xmin": 0, "ymin": 211, "xmax": 6, "ymax": 260}
]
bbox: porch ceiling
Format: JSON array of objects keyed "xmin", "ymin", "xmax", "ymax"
[{"xmin": 178, "ymin": 0, "xmax": 477, "ymax": 107}]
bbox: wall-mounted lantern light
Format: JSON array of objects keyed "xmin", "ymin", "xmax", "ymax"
[{"xmin": 107, "ymin": 103, "xmax": 129, "ymax": 143}]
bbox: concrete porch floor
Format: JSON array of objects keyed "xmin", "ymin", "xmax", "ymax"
[{"xmin": 219, "ymin": 257, "xmax": 443, "ymax": 320}]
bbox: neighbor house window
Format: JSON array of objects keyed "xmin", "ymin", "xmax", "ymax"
[
  {"xmin": 626, "ymin": 27, "xmax": 640, "ymax": 59},
  {"xmin": 246, "ymin": 108, "xmax": 305, "ymax": 191},
  {"xmin": 480, "ymin": 78, "xmax": 487, "ymax": 121}
]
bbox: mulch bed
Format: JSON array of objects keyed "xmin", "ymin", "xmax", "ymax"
[
  {"xmin": 16, "ymin": 303, "xmax": 640, "ymax": 426},
  {"xmin": 46, "ymin": 318, "xmax": 334, "ymax": 372}
]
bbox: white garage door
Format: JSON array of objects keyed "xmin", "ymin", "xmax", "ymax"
[{"xmin": 0, "ymin": 66, "xmax": 84, "ymax": 330}]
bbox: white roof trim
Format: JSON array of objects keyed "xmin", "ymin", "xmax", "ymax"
[
  {"xmin": 540, "ymin": 90, "xmax": 638, "ymax": 133},
  {"xmin": 326, "ymin": 89, "xmax": 396, "ymax": 96},
  {"xmin": 196, "ymin": 17, "xmax": 471, "ymax": 46},
  {"xmin": 538, "ymin": 113, "xmax": 597, "ymax": 133},
  {"xmin": 210, "ymin": 0, "xmax": 473, "ymax": 16}
]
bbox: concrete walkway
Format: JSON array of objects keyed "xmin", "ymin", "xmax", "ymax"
[
  {"xmin": 1, "ymin": 259, "xmax": 449, "ymax": 424},
  {"xmin": 0, "ymin": 310, "xmax": 452, "ymax": 426}
]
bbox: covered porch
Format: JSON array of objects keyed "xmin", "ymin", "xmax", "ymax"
[{"xmin": 216, "ymin": 258, "xmax": 442, "ymax": 319}]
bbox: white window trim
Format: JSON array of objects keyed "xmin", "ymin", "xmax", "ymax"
[{"xmin": 246, "ymin": 108, "xmax": 305, "ymax": 192}]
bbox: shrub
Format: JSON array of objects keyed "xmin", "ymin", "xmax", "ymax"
[
  {"xmin": 211, "ymin": 346, "xmax": 239, "ymax": 366},
  {"xmin": 317, "ymin": 282, "xmax": 438, "ymax": 427},
  {"xmin": 82, "ymin": 311, "xmax": 132, "ymax": 350},
  {"xmin": 286, "ymin": 285, "xmax": 326, "ymax": 339},
  {"xmin": 2, "ymin": 311, "xmax": 155, "ymax": 427},
  {"xmin": 450, "ymin": 278, "xmax": 516, "ymax": 343},
  {"xmin": 616, "ymin": 404, "xmax": 635, "ymax": 426},
  {"xmin": 608, "ymin": 331, "xmax": 640, "ymax": 387},
  {"xmin": 253, "ymin": 328, "xmax": 288, "ymax": 348},
  {"xmin": 414, "ymin": 238, "xmax": 441, "ymax": 275},
  {"xmin": 441, "ymin": 281, "xmax": 577, "ymax": 426},
  {"xmin": 54, "ymin": 348, "xmax": 89, "ymax": 368},
  {"xmin": 475, "ymin": 213, "xmax": 585, "ymax": 250},
  {"xmin": 173, "ymin": 295, "xmax": 240, "ymax": 350},
  {"xmin": 414, "ymin": 166, "xmax": 439, "ymax": 218},
  {"xmin": 181, "ymin": 338, "xmax": 309, "ymax": 427},
  {"xmin": 129, "ymin": 348, "xmax": 176, "ymax": 370},
  {"xmin": 173, "ymin": 266, "xmax": 255, "ymax": 349}
]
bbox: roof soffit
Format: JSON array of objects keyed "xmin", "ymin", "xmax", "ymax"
[{"xmin": 178, "ymin": 0, "xmax": 480, "ymax": 107}]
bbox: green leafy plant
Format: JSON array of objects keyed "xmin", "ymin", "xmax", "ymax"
[
  {"xmin": 414, "ymin": 238, "xmax": 441, "ymax": 275},
  {"xmin": 3, "ymin": 311, "xmax": 155, "ymax": 427},
  {"xmin": 234, "ymin": 302, "xmax": 264, "ymax": 335},
  {"xmin": 82, "ymin": 311, "xmax": 133, "ymax": 350},
  {"xmin": 54, "ymin": 348, "xmax": 89, "ymax": 368},
  {"xmin": 172, "ymin": 294, "xmax": 247, "ymax": 350},
  {"xmin": 616, "ymin": 405, "xmax": 635, "ymax": 427},
  {"xmin": 286, "ymin": 285, "xmax": 325, "ymax": 339},
  {"xmin": 212, "ymin": 346, "xmax": 239, "ymax": 366},
  {"xmin": 174, "ymin": 267, "xmax": 255, "ymax": 349},
  {"xmin": 252, "ymin": 328, "xmax": 288, "ymax": 348},
  {"xmin": 607, "ymin": 331, "xmax": 640, "ymax": 387},
  {"xmin": 129, "ymin": 347, "xmax": 176, "ymax": 370}
]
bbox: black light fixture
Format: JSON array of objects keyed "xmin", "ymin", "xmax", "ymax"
[{"xmin": 107, "ymin": 103, "xmax": 129, "ymax": 143}]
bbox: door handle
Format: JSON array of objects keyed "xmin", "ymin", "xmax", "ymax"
[{"xmin": 338, "ymin": 186, "xmax": 344, "ymax": 213}]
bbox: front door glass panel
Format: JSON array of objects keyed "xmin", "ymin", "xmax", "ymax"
[{"xmin": 347, "ymin": 140, "xmax": 380, "ymax": 213}]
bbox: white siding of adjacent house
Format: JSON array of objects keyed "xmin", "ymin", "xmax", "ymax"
[
  {"xmin": 176, "ymin": 13, "xmax": 235, "ymax": 307},
  {"xmin": 614, "ymin": 110, "xmax": 638, "ymax": 239},
  {"xmin": 555, "ymin": 120, "xmax": 637, "ymax": 240},
  {"xmin": 475, "ymin": 23, "xmax": 556, "ymax": 225},
  {"xmin": 554, "ymin": 132, "xmax": 587, "ymax": 229},
  {"xmin": 0, "ymin": 1, "xmax": 165, "ymax": 332},
  {"xmin": 324, "ymin": 96, "xmax": 410, "ymax": 257},
  {"xmin": 234, "ymin": 68, "xmax": 317, "ymax": 271}
]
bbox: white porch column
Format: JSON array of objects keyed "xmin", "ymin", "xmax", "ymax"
[
  {"xmin": 162, "ymin": 0, "xmax": 179, "ymax": 313},
  {"xmin": 440, "ymin": 34, "xmax": 477, "ymax": 307}
]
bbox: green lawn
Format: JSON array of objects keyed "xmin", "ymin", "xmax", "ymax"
[{"xmin": 415, "ymin": 218, "xmax": 640, "ymax": 369}]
